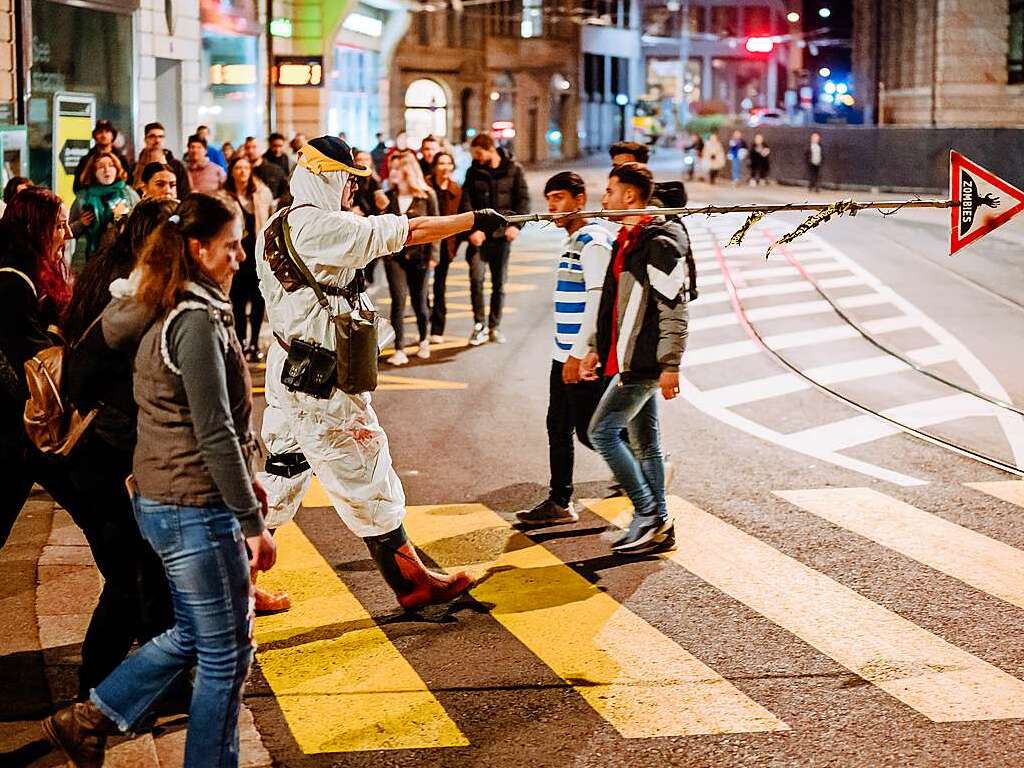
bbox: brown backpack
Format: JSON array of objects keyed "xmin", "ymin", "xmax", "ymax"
[{"xmin": 2, "ymin": 267, "xmax": 98, "ymax": 457}]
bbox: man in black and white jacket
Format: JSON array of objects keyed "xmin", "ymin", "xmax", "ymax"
[{"xmin": 580, "ymin": 162, "xmax": 691, "ymax": 555}]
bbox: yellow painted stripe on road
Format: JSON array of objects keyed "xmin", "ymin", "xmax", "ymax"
[
  {"xmin": 777, "ymin": 487, "xmax": 1024, "ymax": 611},
  {"xmin": 584, "ymin": 495, "xmax": 1024, "ymax": 722},
  {"xmin": 254, "ymin": 523, "xmax": 468, "ymax": 753},
  {"xmin": 966, "ymin": 481, "xmax": 1024, "ymax": 508},
  {"xmin": 403, "ymin": 503, "xmax": 788, "ymax": 738}
]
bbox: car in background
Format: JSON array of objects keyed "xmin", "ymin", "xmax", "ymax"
[{"xmin": 748, "ymin": 110, "xmax": 785, "ymax": 127}]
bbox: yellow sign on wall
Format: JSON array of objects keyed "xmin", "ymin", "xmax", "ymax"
[{"xmin": 52, "ymin": 93, "xmax": 96, "ymax": 206}]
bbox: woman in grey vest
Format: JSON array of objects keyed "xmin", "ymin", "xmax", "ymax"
[{"xmin": 44, "ymin": 192, "xmax": 276, "ymax": 768}]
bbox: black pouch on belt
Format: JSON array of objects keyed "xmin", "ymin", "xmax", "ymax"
[{"xmin": 281, "ymin": 337, "xmax": 336, "ymax": 399}]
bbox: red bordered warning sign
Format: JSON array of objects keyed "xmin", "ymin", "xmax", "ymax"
[{"xmin": 949, "ymin": 151, "xmax": 1024, "ymax": 256}]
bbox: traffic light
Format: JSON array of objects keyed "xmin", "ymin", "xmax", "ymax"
[{"xmin": 745, "ymin": 37, "xmax": 775, "ymax": 54}]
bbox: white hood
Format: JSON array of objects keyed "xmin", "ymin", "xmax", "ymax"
[{"xmin": 289, "ymin": 165, "xmax": 347, "ymax": 212}]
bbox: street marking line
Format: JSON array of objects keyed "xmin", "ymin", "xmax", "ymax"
[
  {"xmin": 678, "ymin": 372, "xmax": 926, "ymax": 486},
  {"xmin": 966, "ymin": 481, "xmax": 1024, "ymax": 508},
  {"xmin": 784, "ymin": 393, "xmax": 1003, "ymax": 453},
  {"xmin": 699, "ymin": 347, "xmax": 948, "ymax": 409},
  {"xmin": 777, "ymin": 487, "xmax": 1024, "ymax": 611},
  {"xmin": 254, "ymin": 523, "xmax": 469, "ymax": 753},
  {"xmin": 403, "ymin": 504, "xmax": 788, "ymax": 738},
  {"xmin": 584, "ymin": 495, "xmax": 1024, "ymax": 722}
]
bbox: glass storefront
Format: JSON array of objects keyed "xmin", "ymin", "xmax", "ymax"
[
  {"xmin": 200, "ymin": 0, "xmax": 262, "ymax": 146},
  {"xmin": 27, "ymin": 0, "xmax": 133, "ymax": 191},
  {"xmin": 328, "ymin": 45, "xmax": 381, "ymax": 151}
]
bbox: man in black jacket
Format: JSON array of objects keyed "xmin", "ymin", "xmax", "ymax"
[
  {"xmin": 581, "ymin": 163, "xmax": 689, "ymax": 555},
  {"xmin": 73, "ymin": 120, "xmax": 132, "ymax": 193},
  {"xmin": 462, "ymin": 133, "xmax": 530, "ymax": 345},
  {"xmin": 137, "ymin": 123, "xmax": 191, "ymax": 199}
]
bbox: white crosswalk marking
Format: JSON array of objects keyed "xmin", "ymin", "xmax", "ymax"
[
  {"xmin": 585, "ymin": 495, "xmax": 1024, "ymax": 723},
  {"xmin": 777, "ymin": 487, "xmax": 1024, "ymax": 611}
]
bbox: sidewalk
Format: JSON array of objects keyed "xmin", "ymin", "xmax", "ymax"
[{"xmin": 0, "ymin": 494, "xmax": 273, "ymax": 768}]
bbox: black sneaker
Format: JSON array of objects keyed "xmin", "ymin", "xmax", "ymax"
[
  {"xmin": 629, "ymin": 522, "xmax": 676, "ymax": 556},
  {"xmin": 611, "ymin": 514, "xmax": 673, "ymax": 554},
  {"xmin": 515, "ymin": 499, "xmax": 578, "ymax": 526}
]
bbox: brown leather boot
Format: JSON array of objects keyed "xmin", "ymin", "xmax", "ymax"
[
  {"xmin": 365, "ymin": 525, "xmax": 473, "ymax": 611},
  {"xmin": 42, "ymin": 700, "xmax": 119, "ymax": 768}
]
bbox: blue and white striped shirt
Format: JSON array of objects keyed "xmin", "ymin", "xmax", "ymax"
[{"xmin": 552, "ymin": 221, "xmax": 612, "ymax": 362}]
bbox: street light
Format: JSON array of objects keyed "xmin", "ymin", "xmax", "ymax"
[
  {"xmin": 786, "ymin": 11, "xmax": 800, "ymax": 23},
  {"xmin": 745, "ymin": 37, "xmax": 775, "ymax": 54},
  {"xmin": 818, "ymin": 7, "xmax": 831, "ymax": 18},
  {"xmin": 819, "ymin": 67, "xmax": 831, "ymax": 77},
  {"xmin": 615, "ymin": 93, "xmax": 628, "ymax": 142}
]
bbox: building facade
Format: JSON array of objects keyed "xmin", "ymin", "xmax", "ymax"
[
  {"xmin": 640, "ymin": 0, "xmax": 799, "ymax": 131},
  {"xmin": 390, "ymin": 1, "xmax": 593, "ymax": 163},
  {"xmin": 853, "ymin": 0, "xmax": 1024, "ymax": 126}
]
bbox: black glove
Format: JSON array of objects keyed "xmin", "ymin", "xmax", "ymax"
[{"xmin": 472, "ymin": 208, "xmax": 509, "ymax": 236}]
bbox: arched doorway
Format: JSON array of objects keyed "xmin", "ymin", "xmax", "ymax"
[{"xmin": 404, "ymin": 79, "xmax": 448, "ymax": 146}]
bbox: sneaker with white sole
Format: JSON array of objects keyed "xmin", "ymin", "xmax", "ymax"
[
  {"xmin": 611, "ymin": 514, "xmax": 673, "ymax": 554},
  {"xmin": 469, "ymin": 324, "xmax": 488, "ymax": 346},
  {"xmin": 629, "ymin": 522, "xmax": 676, "ymax": 556},
  {"xmin": 515, "ymin": 499, "xmax": 578, "ymax": 526},
  {"xmin": 429, "ymin": 334, "xmax": 445, "ymax": 344},
  {"xmin": 388, "ymin": 350, "xmax": 409, "ymax": 366},
  {"xmin": 416, "ymin": 340, "xmax": 431, "ymax": 359},
  {"xmin": 489, "ymin": 328, "xmax": 506, "ymax": 344}
]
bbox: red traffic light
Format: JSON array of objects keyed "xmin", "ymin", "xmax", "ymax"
[{"xmin": 745, "ymin": 37, "xmax": 774, "ymax": 53}]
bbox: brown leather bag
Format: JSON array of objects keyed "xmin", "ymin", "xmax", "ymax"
[{"xmin": 24, "ymin": 343, "xmax": 98, "ymax": 457}]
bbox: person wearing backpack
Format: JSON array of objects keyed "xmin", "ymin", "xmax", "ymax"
[
  {"xmin": 44, "ymin": 192, "xmax": 276, "ymax": 768},
  {"xmin": 61, "ymin": 198, "xmax": 179, "ymax": 700},
  {"xmin": 0, "ymin": 187, "xmax": 78, "ymax": 547}
]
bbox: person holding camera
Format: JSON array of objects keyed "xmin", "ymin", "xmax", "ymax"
[{"xmin": 254, "ymin": 136, "xmax": 507, "ymax": 612}]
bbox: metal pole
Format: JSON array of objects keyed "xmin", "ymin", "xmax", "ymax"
[
  {"xmin": 265, "ymin": 0, "xmax": 276, "ymax": 135},
  {"xmin": 504, "ymin": 198, "xmax": 959, "ymax": 225}
]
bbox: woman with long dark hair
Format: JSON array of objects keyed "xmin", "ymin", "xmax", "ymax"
[
  {"xmin": 224, "ymin": 155, "xmax": 274, "ymax": 361},
  {"xmin": 62, "ymin": 198, "xmax": 179, "ymax": 699},
  {"xmin": 383, "ymin": 152, "xmax": 439, "ymax": 364},
  {"xmin": 0, "ymin": 187, "xmax": 77, "ymax": 546},
  {"xmin": 44, "ymin": 192, "xmax": 276, "ymax": 768},
  {"xmin": 427, "ymin": 151, "xmax": 466, "ymax": 343}
]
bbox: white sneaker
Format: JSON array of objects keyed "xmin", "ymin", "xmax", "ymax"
[
  {"xmin": 416, "ymin": 340, "xmax": 431, "ymax": 359},
  {"xmin": 388, "ymin": 350, "xmax": 409, "ymax": 366},
  {"xmin": 429, "ymin": 334, "xmax": 445, "ymax": 344},
  {"xmin": 469, "ymin": 323, "xmax": 488, "ymax": 346}
]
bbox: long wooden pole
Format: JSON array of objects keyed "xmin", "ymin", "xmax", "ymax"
[{"xmin": 504, "ymin": 199, "xmax": 959, "ymax": 225}]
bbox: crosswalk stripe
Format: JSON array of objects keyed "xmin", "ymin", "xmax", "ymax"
[
  {"xmin": 785, "ymin": 393, "xmax": 1002, "ymax": 453},
  {"xmin": 584, "ymin": 495, "xmax": 1024, "ymax": 722},
  {"xmin": 776, "ymin": 488, "xmax": 1024, "ymax": 611},
  {"xmin": 403, "ymin": 503, "xmax": 788, "ymax": 738},
  {"xmin": 692, "ymin": 293, "xmax": 890, "ymax": 332},
  {"xmin": 966, "ymin": 481, "xmax": 1024, "ymax": 508},
  {"xmin": 254, "ymin": 523, "xmax": 469, "ymax": 753},
  {"xmin": 698, "ymin": 347, "xmax": 946, "ymax": 408},
  {"xmin": 684, "ymin": 326, "xmax": 862, "ymax": 366}
]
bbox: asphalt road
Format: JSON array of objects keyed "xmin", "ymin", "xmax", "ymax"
[{"xmin": 248, "ymin": 156, "xmax": 1024, "ymax": 768}]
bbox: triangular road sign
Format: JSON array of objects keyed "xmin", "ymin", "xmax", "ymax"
[{"xmin": 950, "ymin": 150, "xmax": 1024, "ymax": 255}]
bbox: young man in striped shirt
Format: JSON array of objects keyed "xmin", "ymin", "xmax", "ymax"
[{"xmin": 517, "ymin": 172, "xmax": 613, "ymax": 526}]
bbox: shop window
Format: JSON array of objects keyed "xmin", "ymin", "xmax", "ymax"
[
  {"xmin": 710, "ymin": 6, "xmax": 738, "ymax": 37},
  {"xmin": 1010, "ymin": 0, "xmax": 1024, "ymax": 84},
  {"xmin": 404, "ymin": 78, "xmax": 448, "ymax": 145},
  {"xmin": 521, "ymin": 0, "xmax": 542, "ymax": 38},
  {"xmin": 28, "ymin": 0, "xmax": 133, "ymax": 192}
]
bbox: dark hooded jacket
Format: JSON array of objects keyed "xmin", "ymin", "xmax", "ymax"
[
  {"xmin": 594, "ymin": 218, "xmax": 690, "ymax": 382},
  {"xmin": 462, "ymin": 147, "xmax": 530, "ymax": 237}
]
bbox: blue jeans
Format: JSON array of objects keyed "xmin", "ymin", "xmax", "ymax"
[
  {"xmin": 731, "ymin": 154, "xmax": 744, "ymax": 182},
  {"xmin": 588, "ymin": 375, "xmax": 667, "ymax": 519},
  {"xmin": 91, "ymin": 498, "xmax": 254, "ymax": 768}
]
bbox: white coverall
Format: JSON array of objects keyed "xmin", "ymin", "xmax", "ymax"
[{"xmin": 255, "ymin": 165, "xmax": 411, "ymax": 535}]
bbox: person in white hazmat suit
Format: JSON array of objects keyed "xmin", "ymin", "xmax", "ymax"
[{"xmin": 254, "ymin": 136, "xmax": 508, "ymax": 612}]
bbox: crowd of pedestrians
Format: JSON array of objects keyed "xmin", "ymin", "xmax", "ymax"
[{"xmin": 0, "ymin": 108, "xmax": 703, "ymax": 765}]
